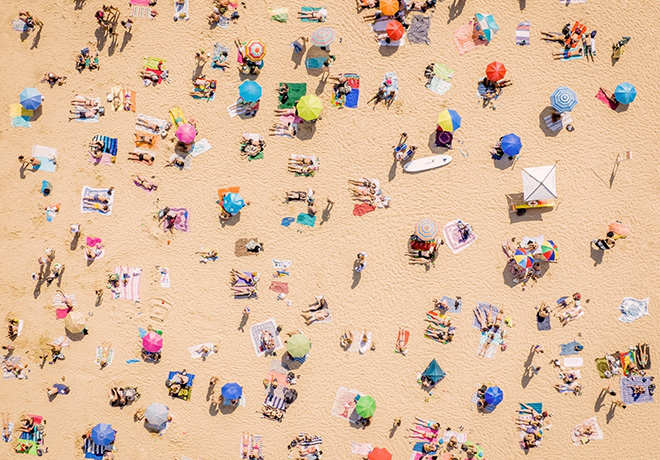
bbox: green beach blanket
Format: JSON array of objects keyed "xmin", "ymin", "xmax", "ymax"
[
  {"xmin": 595, "ymin": 357, "xmax": 610, "ymax": 378},
  {"xmin": 278, "ymin": 83, "xmax": 307, "ymax": 108},
  {"xmin": 248, "ymin": 151, "xmax": 264, "ymax": 161},
  {"xmin": 297, "ymin": 213, "xmax": 316, "ymax": 227},
  {"xmin": 434, "ymin": 62, "xmax": 454, "ymax": 82},
  {"xmin": 144, "ymin": 56, "xmax": 165, "ymax": 69},
  {"xmin": 270, "ymin": 7, "xmax": 289, "ymax": 22}
]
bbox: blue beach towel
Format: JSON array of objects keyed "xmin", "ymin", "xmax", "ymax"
[
  {"xmin": 560, "ymin": 341, "xmax": 583, "ymax": 356},
  {"xmin": 33, "ymin": 157, "xmax": 57, "ymax": 172},
  {"xmin": 305, "ymin": 57, "xmax": 327, "ymax": 69},
  {"xmin": 296, "ymin": 213, "xmax": 316, "ymax": 227},
  {"xmin": 11, "ymin": 116, "xmax": 31, "ymax": 127},
  {"xmin": 537, "ymin": 313, "xmax": 551, "ymax": 331},
  {"xmin": 383, "ymin": 72, "xmax": 398, "ymax": 101},
  {"xmin": 472, "ymin": 302, "xmax": 499, "ymax": 329},
  {"xmin": 520, "ymin": 402, "xmax": 542, "ymax": 414},
  {"xmin": 440, "ymin": 296, "xmax": 462, "ymax": 313},
  {"xmin": 300, "ymin": 6, "xmax": 324, "ymax": 22},
  {"xmin": 168, "ymin": 371, "xmax": 195, "ymax": 387},
  {"xmin": 281, "ymin": 217, "xmax": 295, "ymax": 227},
  {"xmin": 620, "ymin": 375, "xmax": 654, "ymax": 404}
]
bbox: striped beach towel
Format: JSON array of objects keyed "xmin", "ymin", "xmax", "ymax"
[
  {"xmin": 264, "ymin": 394, "xmax": 287, "ymax": 410},
  {"xmin": 516, "ymin": 22, "xmax": 530, "ymax": 45},
  {"xmin": 453, "ymin": 23, "xmax": 487, "ymax": 55},
  {"xmin": 131, "ymin": 6, "xmax": 151, "ymax": 17},
  {"xmin": 112, "ymin": 266, "xmax": 142, "ymax": 301},
  {"xmin": 89, "ymin": 135, "xmax": 118, "ymax": 165},
  {"xmin": 543, "ymin": 112, "xmax": 572, "ymax": 132}
]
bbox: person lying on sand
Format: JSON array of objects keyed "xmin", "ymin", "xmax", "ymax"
[
  {"xmin": 98, "ymin": 342, "xmax": 112, "ymax": 368},
  {"xmin": 298, "ymin": 7, "xmax": 327, "ymax": 22},
  {"xmin": 132, "ymin": 175, "xmax": 158, "ymax": 191},
  {"xmin": 69, "ymin": 109, "xmax": 98, "ymax": 121},
  {"xmin": 301, "ymin": 310, "xmax": 330, "ymax": 324},
  {"xmin": 128, "ymin": 151, "xmax": 155, "ymax": 165},
  {"xmin": 136, "ymin": 116, "xmax": 170, "ymax": 133}
]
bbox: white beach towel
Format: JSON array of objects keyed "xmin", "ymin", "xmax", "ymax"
[
  {"xmin": 272, "ymin": 259, "xmax": 292, "ymax": 269},
  {"xmin": 189, "ymin": 138, "xmax": 212, "ymax": 157},
  {"xmin": 169, "ymin": 153, "xmax": 192, "ymax": 170},
  {"xmin": 443, "ymin": 431, "xmax": 467, "ymax": 444},
  {"xmin": 188, "ymin": 343, "xmax": 216, "ymax": 359},
  {"xmin": 359, "ymin": 332, "xmax": 373, "ymax": 354},
  {"xmin": 53, "ymin": 294, "xmax": 76, "ymax": 306},
  {"xmin": 72, "ymin": 97, "xmax": 101, "ymax": 123},
  {"xmin": 174, "ymin": 0, "xmax": 189, "ymax": 21},
  {"xmin": 81, "ymin": 186, "xmax": 114, "ymax": 215},
  {"xmin": 560, "ymin": 0, "xmax": 587, "ymax": 4},
  {"xmin": 347, "ymin": 331, "xmax": 363, "ymax": 353},
  {"xmin": 135, "ymin": 114, "xmax": 168, "ymax": 135},
  {"xmin": 32, "ymin": 145, "xmax": 58, "ymax": 164},
  {"xmin": 351, "ymin": 442, "xmax": 372, "ymax": 456},
  {"xmin": 52, "ymin": 336, "xmax": 70, "ymax": 348},
  {"xmin": 227, "ymin": 101, "xmax": 259, "ymax": 118},
  {"xmin": 112, "ymin": 266, "xmax": 142, "ymax": 301},
  {"xmin": 250, "ymin": 318, "xmax": 283, "ymax": 357},
  {"xmin": 618, "ymin": 297, "xmax": 649, "ymax": 323},
  {"xmin": 95, "ymin": 346, "xmax": 114, "ymax": 366},
  {"xmin": 372, "ymin": 19, "xmax": 405, "ymax": 47},
  {"xmin": 160, "ymin": 267, "xmax": 170, "ymax": 288},
  {"xmin": 563, "ymin": 356, "xmax": 584, "ymax": 368}
]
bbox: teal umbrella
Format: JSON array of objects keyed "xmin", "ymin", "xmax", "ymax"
[
  {"xmin": 422, "ymin": 358, "xmax": 445, "ymax": 383},
  {"xmin": 614, "ymin": 82, "xmax": 636, "ymax": 104},
  {"xmin": 222, "ymin": 192, "xmax": 245, "ymax": 215},
  {"xmin": 239, "ymin": 80, "xmax": 262, "ymax": 103}
]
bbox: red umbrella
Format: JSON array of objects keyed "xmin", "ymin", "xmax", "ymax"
[
  {"xmin": 369, "ymin": 448, "xmax": 392, "ymax": 460},
  {"xmin": 486, "ymin": 61, "xmax": 506, "ymax": 82},
  {"xmin": 386, "ymin": 20, "xmax": 405, "ymax": 41}
]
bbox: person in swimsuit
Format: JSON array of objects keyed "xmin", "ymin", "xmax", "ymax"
[
  {"xmin": 132, "ymin": 175, "xmax": 158, "ymax": 191},
  {"xmin": 82, "ymin": 199, "xmax": 110, "ymax": 213},
  {"xmin": 165, "ymin": 157, "xmax": 185, "ymax": 168},
  {"xmin": 136, "ymin": 116, "xmax": 168, "ymax": 133},
  {"xmin": 298, "ymin": 7, "xmax": 327, "ymax": 21},
  {"xmin": 301, "ymin": 310, "xmax": 330, "ymax": 324},
  {"xmin": 69, "ymin": 109, "xmax": 97, "ymax": 120},
  {"xmin": 128, "ymin": 151, "xmax": 155, "ymax": 165},
  {"xmin": 413, "ymin": 417, "xmax": 440, "ymax": 430},
  {"xmin": 302, "ymin": 295, "xmax": 328, "ymax": 313},
  {"xmin": 18, "ymin": 155, "xmax": 42, "ymax": 168}
]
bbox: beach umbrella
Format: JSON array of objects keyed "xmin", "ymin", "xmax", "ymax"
[
  {"xmin": 144, "ymin": 403, "xmax": 169, "ymax": 426},
  {"xmin": 614, "ymin": 82, "xmax": 637, "ymax": 104},
  {"xmin": 355, "ymin": 395, "xmax": 376, "ymax": 418},
  {"xmin": 142, "ymin": 331, "xmax": 163, "ymax": 353},
  {"xmin": 550, "ymin": 86, "xmax": 578, "ymax": 112},
  {"xmin": 386, "ymin": 20, "xmax": 405, "ymax": 41},
  {"xmin": 379, "ymin": 0, "xmax": 399, "ymax": 16},
  {"xmin": 20, "ymin": 87, "xmax": 42, "ymax": 110},
  {"xmin": 176, "ymin": 123, "xmax": 196, "ymax": 143},
  {"xmin": 369, "ymin": 448, "xmax": 392, "ymax": 460},
  {"xmin": 64, "ymin": 311, "xmax": 86, "ymax": 333},
  {"xmin": 286, "ymin": 333, "xmax": 311, "ymax": 358},
  {"xmin": 222, "ymin": 192, "xmax": 245, "ymax": 214},
  {"xmin": 415, "ymin": 219, "xmax": 438, "ymax": 242},
  {"xmin": 522, "ymin": 165, "xmax": 557, "ymax": 202},
  {"xmin": 422, "ymin": 358, "xmax": 446, "ymax": 383},
  {"xmin": 437, "ymin": 109, "xmax": 461, "ymax": 132},
  {"xmin": 539, "ymin": 240, "xmax": 557, "ymax": 262},
  {"xmin": 244, "ymin": 39, "xmax": 266, "ymax": 62},
  {"xmin": 310, "ymin": 27, "xmax": 336, "ymax": 47},
  {"xmin": 474, "ymin": 13, "xmax": 499, "ymax": 42},
  {"xmin": 484, "ymin": 386, "xmax": 503, "ymax": 406},
  {"xmin": 486, "ymin": 61, "xmax": 506, "ymax": 82},
  {"xmin": 513, "ymin": 248, "xmax": 534, "ymax": 269},
  {"xmin": 500, "ymin": 133, "xmax": 522, "ymax": 157},
  {"xmin": 296, "ymin": 95, "xmax": 323, "ymax": 121},
  {"xmin": 221, "ymin": 383, "xmax": 243, "ymax": 400},
  {"xmin": 608, "ymin": 222, "xmax": 630, "ymax": 238},
  {"xmin": 91, "ymin": 423, "xmax": 116, "ymax": 446},
  {"xmin": 239, "ymin": 80, "xmax": 262, "ymax": 103}
]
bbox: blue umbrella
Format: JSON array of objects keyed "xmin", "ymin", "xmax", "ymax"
[
  {"xmin": 614, "ymin": 82, "xmax": 636, "ymax": 104},
  {"xmin": 20, "ymin": 87, "xmax": 42, "ymax": 110},
  {"xmin": 474, "ymin": 13, "xmax": 499, "ymax": 42},
  {"xmin": 500, "ymin": 133, "xmax": 522, "ymax": 157},
  {"xmin": 221, "ymin": 382, "xmax": 243, "ymax": 400},
  {"xmin": 91, "ymin": 423, "xmax": 116, "ymax": 446},
  {"xmin": 239, "ymin": 80, "xmax": 262, "ymax": 103},
  {"xmin": 421, "ymin": 358, "xmax": 446, "ymax": 384},
  {"xmin": 550, "ymin": 86, "xmax": 578, "ymax": 112},
  {"xmin": 222, "ymin": 192, "xmax": 245, "ymax": 215},
  {"xmin": 484, "ymin": 386, "xmax": 503, "ymax": 406}
]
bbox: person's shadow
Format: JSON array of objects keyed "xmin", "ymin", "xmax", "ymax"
[
  {"xmin": 237, "ymin": 314, "xmax": 248, "ymax": 332},
  {"xmin": 590, "ymin": 244, "xmax": 604, "ymax": 266},
  {"xmin": 319, "ymin": 202, "xmax": 333, "ymax": 225},
  {"xmin": 605, "ymin": 403, "xmax": 617, "ymax": 423},
  {"xmin": 120, "ymin": 32, "xmax": 132, "ymax": 52},
  {"xmin": 30, "ymin": 27, "xmax": 42, "ymax": 49},
  {"xmin": 351, "ymin": 269, "xmax": 361, "ymax": 289},
  {"xmin": 594, "ymin": 388, "xmax": 607, "ymax": 412},
  {"xmin": 447, "ymin": 0, "xmax": 466, "ymax": 24}
]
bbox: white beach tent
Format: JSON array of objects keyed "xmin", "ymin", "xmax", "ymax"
[{"xmin": 522, "ymin": 165, "xmax": 557, "ymax": 202}]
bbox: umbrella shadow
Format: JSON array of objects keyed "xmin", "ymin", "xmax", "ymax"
[
  {"xmin": 296, "ymin": 122, "xmax": 317, "ymax": 141},
  {"xmin": 538, "ymin": 106, "xmax": 560, "ymax": 137},
  {"xmin": 378, "ymin": 45, "xmax": 399, "ymax": 58},
  {"xmin": 427, "ymin": 132, "xmax": 451, "ymax": 154},
  {"xmin": 31, "ymin": 105, "xmax": 43, "ymax": 121},
  {"xmin": 219, "ymin": 212, "xmax": 242, "ymax": 227},
  {"xmin": 615, "ymin": 103, "xmax": 629, "ymax": 113},
  {"xmin": 493, "ymin": 155, "xmax": 516, "ymax": 170}
]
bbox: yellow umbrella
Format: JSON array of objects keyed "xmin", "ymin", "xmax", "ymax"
[
  {"xmin": 437, "ymin": 109, "xmax": 461, "ymax": 132},
  {"xmin": 64, "ymin": 311, "xmax": 86, "ymax": 333},
  {"xmin": 296, "ymin": 95, "xmax": 323, "ymax": 121}
]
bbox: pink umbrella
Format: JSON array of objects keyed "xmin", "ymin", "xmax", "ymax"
[
  {"xmin": 176, "ymin": 124, "xmax": 197, "ymax": 143},
  {"xmin": 143, "ymin": 331, "xmax": 163, "ymax": 352}
]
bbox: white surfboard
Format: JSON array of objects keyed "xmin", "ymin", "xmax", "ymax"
[{"xmin": 403, "ymin": 155, "xmax": 452, "ymax": 172}]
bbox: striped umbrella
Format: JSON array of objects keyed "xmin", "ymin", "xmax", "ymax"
[
  {"xmin": 415, "ymin": 219, "xmax": 438, "ymax": 241},
  {"xmin": 486, "ymin": 61, "xmax": 506, "ymax": 82},
  {"xmin": 386, "ymin": 20, "xmax": 405, "ymax": 41},
  {"xmin": 614, "ymin": 82, "xmax": 637, "ymax": 104},
  {"xmin": 437, "ymin": 109, "xmax": 461, "ymax": 132},
  {"xmin": 311, "ymin": 27, "xmax": 336, "ymax": 47},
  {"xmin": 243, "ymin": 39, "xmax": 266, "ymax": 62},
  {"xmin": 539, "ymin": 240, "xmax": 557, "ymax": 262},
  {"xmin": 513, "ymin": 248, "xmax": 534, "ymax": 269},
  {"xmin": 550, "ymin": 86, "xmax": 578, "ymax": 112},
  {"xmin": 379, "ymin": 0, "xmax": 399, "ymax": 16}
]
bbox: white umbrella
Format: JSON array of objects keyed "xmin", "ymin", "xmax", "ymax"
[
  {"xmin": 522, "ymin": 165, "xmax": 557, "ymax": 202},
  {"xmin": 144, "ymin": 403, "xmax": 169, "ymax": 427}
]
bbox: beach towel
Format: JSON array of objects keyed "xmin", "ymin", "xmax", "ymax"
[
  {"xmin": 188, "ymin": 343, "xmax": 215, "ymax": 359},
  {"xmin": 472, "ymin": 302, "xmax": 499, "ymax": 329},
  {"xmin": 330, "ymin": 387, "xmax": 359, "ymax": 420},
  {"xmin": 300, "ymin": 6, "xmax": 324, "ymax": 22},
  {"xmin": 426, "ymin": 63, "xmax": 453, "ymax": 95},
  {"xmin": 95, "ymin": 346, "xmax": 114, "ymax": 366},
  {"xmin": 353, "ymin": 203, "xmax": 376, "ymax": 216},
  {"xmin": 11, "ymin": 116, "xmax": 32, "ymax": 127},
  {"xmin": 571, "ymin": 417, "xmax": 602, "ymax": 445},
  {"xmin": 563, "ymin": 356, "xmax": 583, "ymax": 368},
  {"xmin": 297, "ymin": 213, "xmax": 316, "ymax": 227},
  {"xmin": 31, "ymin": 145, "xmax": 58, "ymax": 172},
  {"xmin": 136, "ymin": 114, "xmax": 168, "ymax": 135},
  {"xmin": 373, "ymin": 18, "xmax": 405, "ymax": 46},
  {"xmin": 440, "ymin": 296, "xmax": 462, "ymax": 313},
  {"xmin": 2, "ymin": 356, "xmax": 21, "ymax": 379},
  {"xmin": 12, "ymin": 19, "xmax": 28, "ymax": 31},
  {"xmin": 168, "ymin": 153, "xmax": 192, "ymax": 170},
  {"xmin": 281, "ymin": 217, "xmax": 295, "ymax": 227},
  {"xmin": 595, "ymin": 89, "xmax": 619, "ymax": 109},
  {"xmin": 227, "ymin": 100, "xmax": 259, "ymax": 118},
  {"xmin": 305, "ymin": 57, "xmax": 327, "ymax": 69},
  {"xmin": 332, "ymin": 74, "xmax": 360, "ymax": 108},
  {"xmin": 595, "ymin": 357, "xmax": 611, "ymax": 378},
  {"xmin": 477, "ymin": 331, "xmax": 503, "ymax": 359},
  {"xmin": 189, "ymin": 138, "xmax": 212, "ymax": 157},
  {"xmin": 620, "ymin": 375, "xmax": 654, "ymax": 404},
  {"xmin": 250, "ymin": 318, "xmax": 283, "ymax": 357},
  {"xmin": 122, "ymin": 89, "xmax": 136, "ymax": 112},
  {"xmin": 443, "ymin": 220, "xmax": 477, "ymax": 254},
  {"xmin": 2, "ymin": 422, "xmax": 13, "ymax": 442},
  {"xmin": 81, "ymin": 186, "xmax": 114, "ymax": 215},
  {"xmin": 163, "ymin": 208, "xmax": 189, "ymax": 232},
  {"xmin": 211, "ymin": 43, "xmax": 230, "ymax": 70},
  {"xmin": 273, "ymin": 260, "xmax": 292, "ymax": 270},
  {"xmin": 131, "ymin": 0, "xmax": 151, "ymax": 4},
  {"xmin": 442, "ymin": 431, "xmax": 467, "ymax": 444},
  {"xmin": 453, "ymin": 23, "xmax": 487, "ymax": 55},
  {"xmin": 174, "ymin": 0, "xmax": 189, "ymax": 21},
  {"xmin": 382, "ymin": 72, "xmax": 398, "ymax": 102},
  {"xmin": 84, "ymin": 437, "xmax": 111, "ymax": 460},
  {"xmin": 72, "ymin": 97, "xmax": 101, "ymax": 123},
  {"xmin": 131, "ymin": 6, "xmax": 151, "ymax": 17},
  {"xmin": 88, "ymin": 135, "xmax": 118, "ymax": 165},
  {"xmin": 111, "ymin": 266, "xmax": 142, "ymax": 301},
  {"xmin": 351, "ymin": 442, "xmax": 373, "ymax": 456},
  {"xmin": 269, "ymin": 281, "xmax": 289, "ymax": 294},
  {"xmin": 169, "ymin": 106, "xmax": 186, "ymax": 127},
  {"xmin": 560, "ymin": 51, "xmax": 583, "ymax": 61},
  {"xmin": 516, "ymin": 22, "xmax": 531, "ymax": 45},
  {"xmin": 620, "ymin": 350, "xmax": 636, "ymax": 376},
  {"xmin": 537, "ymin": 313, "xmax": 551, "ymax": 331},
  {"xmin": 618, "ymin": 297, "xmax": 649, "ymax": 322},
  {"xmin": 543, "ymin": 112, "xmax": 573, "ymax": 133},
  {"xmin": 270, "ymin": 7, "xmax": 289, "ymax": 22},
  {"xmin": 160, "ymin": 267, "xmax": 170, "ymax": 287},
  {"xmin": 560, "ymin": 340, "xmax": 582, "ymax": 356},
  {"xmin": 279, "ymin": 83, "xmax": 307, "ymax": 109},
  {"xmin": 193, "ymin": 80, "xmax": 216, "ymax": 101},
  {"xmin": 408, "ymin": 15, "xmax": 432, "ymax": 44},
  {"xmin": 54, "ymin": 294, "xmax": 75, "ymax": 318}
]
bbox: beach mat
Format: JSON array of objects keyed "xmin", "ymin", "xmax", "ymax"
[
  {"xmin": 472, "ymin": 302, "xmax": 499, "ymax": 329},
  {"xmin": 330, "ymin": 387, "xmax": 359, "ymax": 420},
  {"xmin": 211, "ymin": 43, "xmax": 230, "ymax": 70},
  {"xmin": 595, "ymin": 89, "xmax": 619, "ymax": 110},
  {"xmin": 373, "ymin": 18, "xmax": 405, "ymax": 46},
  {"xmin": 111, "ymin": 266, "xmax": 142, "ymax": 301},
  {"xmin": 620, "ymin": 375, "xmax": 654, "ymax": 404},
  {"xmin": 332, "ymin": 74, "xmax": 360, "ymax": 108},
  {"xmin": 269, "ymin": 281, "xmax": 289, "ymax": 294},
  {"xmin": 353, "ymin": 203, "xmax": 376, "ymax": 216},
  {"xmin": 440, "ymin": 296, "xmax": 462, "ymax": 313},
  {"xmin": 190, "ymin": 138, "xmax": 212, "ymax": 157},
  {"xmin": 619, "ymin": 297, "xmax": 649, "ymax": 322},
  {"xmin": 131, "ymin": 6, "xmax": 151, "ymax": 17},
  {"xmin": 81, "ymin": 186, "xmax": 114, "ymax": 215},
  {"xmin": 408, "ymin": 14, "xmax": 431, "ymax": 44},
  {"xmin": 164, "ymin": 208, "xmax": 189, "ymax": 232},
  {"xmin": 560, "ymin": 340, "xmax": 582, "ymax": 356},
  {"xmin": 443, "ymin": 220, "xmax": 477, "ymax": 254},
  {"xmin": 297, "ymin": 213, "xmax": 316, "ymax": 227},
  {"xmin": 305, "ymin": 57, "xmax": 327, "ymax": 69},
  {"xmin": 12, "ymin": 19, "xmax": 28, "ymax": 31},
  {"xmin": 279, "ymin": 83, "xmax": 306, "ymax": 109},
  {"xmin": 250, "ymin": 318, "xmax": 283, "ymax": 357},
  {"xmin": 89, "ymin": 135, "xmax": 118, "ymax": 165},
  {"xmin": 2, "ymin": 356, "xmax": 22, "ymax": 379},
  {"xmin": 571, "ymin": 417, "xmax": 602, "ymax": 445},
  {"xmin": 136, "ymin": 114, "xmax": 168, "ymax": 135},
  {"xmin": 516, "ymin": 22, "xmax": 530, "ymax": 45},
  {"xmin": 72, "ymin": 97, "xmax": 101, "ymax": 123},
  {"xmin": 426, "ymin": 63, "xmax": 453, "ymax": 95},
  {"xmin": 453, "ymin": 23, "xmax": 487, "ymax": 55},
  {"xmin": 95, "ymin": 346, "xmax": 114, "ymax": 367},
  {"xmin": 32, "ymin": 145, "xmax": 58, "ymax": 172},
  {"xmin": 174, "ymin": 0, "xmax": 189, "ymax": 20}
]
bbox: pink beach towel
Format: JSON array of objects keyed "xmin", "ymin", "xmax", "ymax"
[
  {"xmin": 353, "ymin": 203, "xmax": 376, "ymax": 216},
  {"xmin": 596, "ymin": 89, "xmax": 619, "ymax": 110},
  {"xmin": 113, "ymin": 266, "xmax": 142, "ymax": 301},
  {"xmin": 88, "ymin": 152, "xmax": 114, "ymax": 166},
  {"xmin": 453, "ymin": 23, "xmax": 487, "ymax": 55},
  {"xmin": 443, "ymin": 220, "xmax": 477, "ymax": 254},
  {"xmin": 130, "ymin": 0, "xmax": 151, "ymax": 5},
  {"xmin": 330, "ymin": 387, "xmax": 359, "ymax": 421},
  {"xmin": 269, "ymin": 281, "xmax": 289, "ymax": 294},
  {"xmin": 163, "ymin": 208, "xmax": 189, "ymax": 232},
  {"xmin": 56, "ymin": 307, "xmax": 72, "ymax": 319}
]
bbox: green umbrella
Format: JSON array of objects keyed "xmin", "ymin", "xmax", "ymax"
[
  {"xmin": 355, "ymin": 395, "xmax": 376, "ymax": 418},
  {"xmin": 286, "ymin": 333, "xmax": 311, "ymax": 358}
]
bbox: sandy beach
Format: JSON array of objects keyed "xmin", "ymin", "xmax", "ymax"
[{"xmin": 1, "ymin": 0, "xmax": 659, "ymax": 459}]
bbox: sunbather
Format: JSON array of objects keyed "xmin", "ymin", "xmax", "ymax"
[
  {"xmin": 82, "ymin": 199, "xmax": 110, "ymax": 213},
  {"xmin": 492, "ymin": 308, "xmax": 504, "ymax": 330},
  {"xmin": 269, "ymin": 122, "xmax": 297, "ymax": 137},
  {"xmin": 339, "ymin": 330, "xmax": 353, "ymax": 347},
  {"xmin": 288, "ymin": 164, "xmax": 315, "ymax": 175},
  {"xmin": 42, "ymin": 72, "xmax": 66, "ymax": 85},
  {"xmin": 128, "ymin": 151, "xmax": 155, "ymax": 165},
  {"xmin": 298, "ymin": 8, "xmax": 327, "ymax": 22},
  {"xmin": 473, "ymin": 306, "xmax": 493, "ymax": 332},
  {"xmin": 98, "ymin": 342, "xmax": 112, "ymax": 368},
  {"xmin": 407, "ymin": 427, "xmax": 437, "ymax": 440},
  {"xmin": 301, "ymin": 310, "xmax": 330, "ymax": 324},
  {"xmin": 426, "ymin": 315, "xmax": 451, "ymax": 327},
  {"xmin": 553, "ymin": 48, "xmax": 583, "ymax": 60},
  {"xmin": 413, "ymin": 417, "xmax": 440, "ymax": 431},
  {"xmin": 233, "ymin": 285, "xmax": 256, "ymax": 296},
  {"xmin": 72, "ymin": 96, "xmax": 99, "ymax": 107},
  {"xmin": 230, "ymin": 269, "xmax": 259, "ymax": 285},
  {"xmin": 2, "ymin": 412, "xmax": 10, "ymax": 440},
  {"xmin": 69, "ymin": 109, "xmax": 98, "ymax": 120},
  {"xmin": 165, "ymin": 157, "xmax": 185, "ymax": 168},
  {"xmin": 136, "ymin": 116, "xmax": 169, "ymax": 133},
  {"xmin": 139, "ymin": 70, "xmax": 160, "ymax": 83},
  {"xmin": 18, "ymin": 416, "xmax": 34, "ymax": 433},
  {"xmin": 558, "ymin": 305, "xmax": 583, "ymax": 325},
  {"xmin": 132, "ymin": 175, "xmax": 158, "ymax": 191},
  {"xmin": 17, "ymin": 155, "xmax": 41, "ymax": 168},
  {"xmin": 555, "ymin": 382, "xmax": 582, "ymax": 395}
]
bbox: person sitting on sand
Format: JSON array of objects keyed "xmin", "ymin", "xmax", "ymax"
[
  {"xmin": 368, "ymin": 85, "xmax": 388, "ymax": 104},
  {"xmin": 42, "ymin": 72, "xmax": 66, "ymax": 86},
  {"xmin": 132, "ymin": 175, "xmax": 158, "ymax": 191},
  {"xmin": 303, "ymin": 295, "xmax": 328, "ymax": 313},
  {"xmin": 301, "ymin": 310, "xmax": 330, "ymax": 325},
  {"xmin": 18, "ymin": 415, "xmax": 34, "ymax": 433},
  {"xmin": 108, "ymin": 387, "xmax": 127, "ymax": 406},
  {"xmin": 18, "ymin": 155, "xmax": 42, "ymax": 168},
  {"xmin": 298, "ymin": 7, "xmax": 327, "ymax": 22},
  {"xmin": 127, "ymin": 151, "xmax": 155, "ymax": 165}
]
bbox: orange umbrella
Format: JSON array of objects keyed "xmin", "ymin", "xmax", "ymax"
[
  {"xmin": 369, "ymin": 448, "xmax": 392, "ymax": 460},
  {"xmin": 380, "ymin": 0, "xmax": 399, "ymax": 16},
  {"xmin": 608, "ymin": 221, "xmax": 630, "ymax": 238},
  {"xmin": 385, "ymin": 20, "xmax": 404, "ymax": 41},
  {"xmin": 486, "ymin": 61, "xmax": 506, "ymax": 81}
]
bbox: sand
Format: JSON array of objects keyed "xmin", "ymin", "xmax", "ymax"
[{"xmin": 1, "ymin": 0, "xmax": 659, "ymax": 459}]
